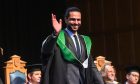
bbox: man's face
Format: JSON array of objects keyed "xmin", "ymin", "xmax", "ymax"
[
  {"xmin": 65, "ymin": 11, "xmax": 81, "ymax": 33},
  {"xmin": 105, "ymin": 65, "xmax": 116, "ymax": 81},
  {"xmin": 127, "ymin": 71, "xmax": 139, "ymax": 84},
  {"xmin": 28, "ymin": 71, "xmax": 41, "ymax": 84}
]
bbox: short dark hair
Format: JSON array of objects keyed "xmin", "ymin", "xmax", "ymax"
[{"xmin": 64, "ymin": 7, "xmax": 81, "ymax": 19}]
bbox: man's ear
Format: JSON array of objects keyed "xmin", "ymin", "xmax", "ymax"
[
  {"xmin": 126, "ymin": 74, "xmax": 129, "ymax": 80},
  {"xmin": 28, "ymin": 73, "xmax": 32, "ymax": 79}
]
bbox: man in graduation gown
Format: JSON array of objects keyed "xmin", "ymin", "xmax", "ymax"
[{"xmin": 41, "ymin": 7, "xmax": 104, "ymax": 84}]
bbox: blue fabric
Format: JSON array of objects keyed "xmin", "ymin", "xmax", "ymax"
[{"xmin": 10, "ymin": 70, "xmax": 26, "ymax": 84}]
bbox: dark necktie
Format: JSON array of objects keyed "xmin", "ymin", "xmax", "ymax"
[{"xmin": 73, "ymin": 35, "xmax": 81, "ymax": 59}]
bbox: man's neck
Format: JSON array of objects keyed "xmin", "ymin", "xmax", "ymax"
[{"xmin": 67, "ymin": 27, "xmax": 77, "ymax": 35}]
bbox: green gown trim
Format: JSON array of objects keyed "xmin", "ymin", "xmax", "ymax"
[{"xmin": 57, "ymin": 30, "xmax": 92, "ymax": 63}]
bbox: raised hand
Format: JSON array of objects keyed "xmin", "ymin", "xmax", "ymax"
[{"xmin": 52, "ymin": 13, "xmax": 62, "ymax": 35}]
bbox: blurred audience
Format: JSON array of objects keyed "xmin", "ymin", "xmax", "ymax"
[
  {"xmin": 125, "ymin": 66, "xmax": 140, "ymax": 84},
  {"xmin": 100, "ymin": 64, "xmax": 120, "ymax": 84},
  {"xmin": 26, "ymin": 64, "xmax": 42, "ymax": 84}
]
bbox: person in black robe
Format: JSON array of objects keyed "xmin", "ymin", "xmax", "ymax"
[{"xmin": 41, "ymin": 7, "xmax": 104, "ymax": 84}]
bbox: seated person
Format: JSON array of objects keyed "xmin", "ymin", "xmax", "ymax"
[
  {"xmin": 100, "ymin": 64, "xmax": 120, "ymax": 84},
  {"xmin": 125, "ymin": 66, "xmax": 140, "ymax": 84},
  {"xmin": 26, "ymin": 64, "xmax": 42, "ymax": 84}
]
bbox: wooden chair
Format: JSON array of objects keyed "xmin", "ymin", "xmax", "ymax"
[
  {"xmin": 94, "ymin": 56, "xmax": 112, "ymax": 71},
  {"xmin": 4, "ymin": 55, "xmax": 27, "ymax": 84}
]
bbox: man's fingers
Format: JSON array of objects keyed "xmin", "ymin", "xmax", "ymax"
[
  {"xmin": 52, "ymin": 13, "xmax": 56, "ymax": 20},
  {"xmin": 59, "ymin": 19, "xmax": 62, "ymax": 24}
]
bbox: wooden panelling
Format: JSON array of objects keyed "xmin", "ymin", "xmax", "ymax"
[
  {"xmin": 132, "ymin": 0, "xmax": 140, "ymax": 26},
  {"xmin": 134, "ymin": 30, "xmax": 140, "ymax": 65}
]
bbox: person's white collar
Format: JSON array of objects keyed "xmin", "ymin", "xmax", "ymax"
[{"xmin": 65, "ymin": 28, "xmax": 76, "ymax": 37}]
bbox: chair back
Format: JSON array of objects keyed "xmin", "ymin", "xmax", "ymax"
[
  {"xmin": 94, "ymin": 56, "xmax": 112, "ymax": 71},
  {"xmin": 4, "ymin": 55, "xmax": 27, "ymax": 84}
]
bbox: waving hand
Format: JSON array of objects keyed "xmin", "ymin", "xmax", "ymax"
[{"xmin": 52, "ymin": 13, "xmax": 62, "ymax": 35}]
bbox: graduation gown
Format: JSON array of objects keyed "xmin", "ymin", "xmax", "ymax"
[{"xmin": 41, "ymin": 30, "xmax": 104, "ymax": 84}]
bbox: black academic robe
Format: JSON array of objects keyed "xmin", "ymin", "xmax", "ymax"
[{"xmin": 41, "ymin": 30, "xmax": 104, "ymax": 84}]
